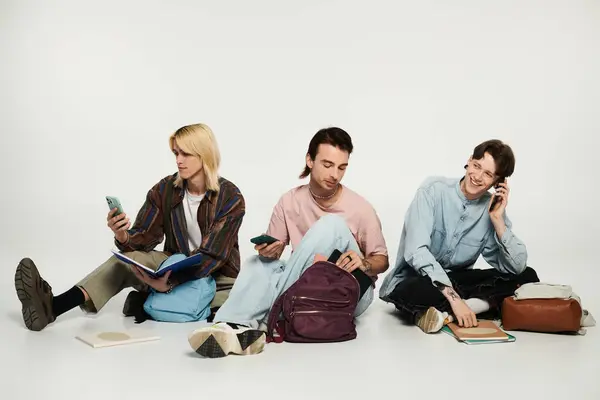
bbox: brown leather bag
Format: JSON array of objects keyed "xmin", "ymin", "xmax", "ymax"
[{"xmin": 501, "ymin": 297, "xmax": 582, "ymax": 333}]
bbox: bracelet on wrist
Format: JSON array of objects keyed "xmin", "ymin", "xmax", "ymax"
[{"xmin": 164, "ymin": 279, "xmax": 174, "ymax": 294}]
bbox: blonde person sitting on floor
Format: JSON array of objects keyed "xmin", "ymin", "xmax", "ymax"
[{"xmin": 14, "ymin": 123, "xmax": 245, "ymax": 331}]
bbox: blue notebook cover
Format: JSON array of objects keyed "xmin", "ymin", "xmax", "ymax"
[{"xmin": 111, "ymin": 250, "xmax": 203, "ymax": 277}]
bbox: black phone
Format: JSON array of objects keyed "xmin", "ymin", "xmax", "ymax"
[
  {"xmin": 489, "ymin": 178, "xmax": 506, "ymax": 211},
  {"xmin": 326, "ymin": 249, "xmax": 371, "ymax": 300},
  {"xmin": 250, "ymin": 234, "xmax": 278, "ymax": 245},
  {"xmin": 328, "ymin": 249, "xmax": 342, "ymax": 263}
]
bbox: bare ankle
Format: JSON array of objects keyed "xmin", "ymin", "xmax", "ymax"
[{"xmin": 77, "ymin": 286, "xmax": 90, "ymax": 302}]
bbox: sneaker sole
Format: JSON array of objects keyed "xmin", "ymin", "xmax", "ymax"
[
  {"xmin": 14, "ymin": 258, "xmax": 51, "ymax": 331},
  {"xmin": 189, "ymin": 328, "xmax": 266, "ymax": 358},
  {"xmin": 416, "ymin": 307, "xmax": 443, "ymax": 334}
]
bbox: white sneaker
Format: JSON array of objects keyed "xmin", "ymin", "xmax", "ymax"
[
  {"xmin": 188, "ymin": 322, "xmax": 266, "ymax": 358},
  {"xmin": 415, "ymin": 307, "xmax": 450, "ymax": 334}
]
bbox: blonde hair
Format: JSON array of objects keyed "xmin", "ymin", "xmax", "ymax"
[{"xmin": 169, "ymin": 123, "xmax": 221, "ymax": 192}]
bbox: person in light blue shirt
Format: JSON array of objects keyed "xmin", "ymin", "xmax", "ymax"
[{"xmin": 379, "ymin": 139, "xmax": 539, "ymax": 333}]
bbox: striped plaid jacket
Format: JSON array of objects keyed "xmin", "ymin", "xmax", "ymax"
[{"xmin": 115, "ymin": 173, "xmax": 245, "ymax": 286}]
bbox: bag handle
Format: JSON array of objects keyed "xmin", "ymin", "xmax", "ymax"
[{"xmin": 266, "ymin": 294, "xmax": 285, "ymax": 343}]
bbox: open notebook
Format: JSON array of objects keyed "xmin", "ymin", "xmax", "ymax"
[
  {"xmin": 112, "ymin": 250, "xmax": 202, "ymax": 278},
  {"xmin": 442, "ymin": 320, "xmax": 515, "ymax": 345}
]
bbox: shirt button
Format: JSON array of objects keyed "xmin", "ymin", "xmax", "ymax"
[
  {"xmin": 460, "ymin": 215, "xmax": 466, "ymax": 221},
  {"xmin": 454, "ymin": 233, "xmax": 459, "ymax": 238}
]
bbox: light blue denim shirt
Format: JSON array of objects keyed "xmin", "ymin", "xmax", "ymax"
[{"xmin": 379, "ymin": 176, "xmax": 528, "ymax": 300}]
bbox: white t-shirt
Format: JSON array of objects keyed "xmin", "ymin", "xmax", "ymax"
[{"xmin": 183, "ymin": 190, "xmax": 205, "ymax": 251}]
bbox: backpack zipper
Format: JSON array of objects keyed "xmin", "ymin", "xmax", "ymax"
[
  {"xmin": 290, "ymin": 310, "xmax": 352, "ymax": 317},
  {"xmin": 292, "ymin": 295, "xmax": 351, "ymax": 304}
]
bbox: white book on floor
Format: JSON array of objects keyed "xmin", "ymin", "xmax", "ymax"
[{"xmin": 76, "ymin": 331, "xmax": 161, "ymax": 348}]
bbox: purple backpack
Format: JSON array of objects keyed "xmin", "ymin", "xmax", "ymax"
[{"xmin": 266, "ymin": 260, "xmax": 360, "ymax": 343}]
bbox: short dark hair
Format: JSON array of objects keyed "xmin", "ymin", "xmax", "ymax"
[
  {"xmin": 471, "ymin": 139, "xmax": 515, "ymax": 179},
  {"xmin": 299, "ymin": 127, "xmax": 353, "ymax": 178}
]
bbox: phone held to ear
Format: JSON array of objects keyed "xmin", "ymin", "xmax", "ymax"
[
  {"xmin": 250, "ymin": 234, "xmax": 278, "ymax": 246},
  {"xmin": 489, "ymin": 178, "xmax": 506, "ymax": 211},
  {"xmin": 106, "ymin": 196, "xmax": 124, "ymax": 216}
]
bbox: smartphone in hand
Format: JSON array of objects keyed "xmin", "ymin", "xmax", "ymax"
[
  {"xmin": 106, "ymin": 196, "xmax": 124, "ymax": 216},
  {"xmin": 250, "ymin": 234, "xmax": 278, "ymax": 246},
  {"xmin": 326, "ymin": 248, "xmax": 371, "ymax": 299},
  {"xmin": 327, "ymin": 249, "xmax": 342, "ymax": 263},
  {"xmin": 489, "ymin": 178, "xmax": 506, "ymax": 211}
]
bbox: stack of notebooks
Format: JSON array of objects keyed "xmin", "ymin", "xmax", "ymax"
[{"xmin": 441, "ymin": 320, "xmax": 515, "ymax": 345}]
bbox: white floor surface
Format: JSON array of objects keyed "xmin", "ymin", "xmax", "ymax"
[{"xmin": 2, "ymin": 266, "xmax": 599, "ymax": 400}]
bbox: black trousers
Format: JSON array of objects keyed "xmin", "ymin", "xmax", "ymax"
[{"xmin": 386, "ymin": 267, "xmax": 540, "ymax": 321}]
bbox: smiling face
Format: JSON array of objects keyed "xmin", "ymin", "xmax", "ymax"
[
  {"xmin": 462, "ymin": 152, "xmax": 501, "ymax": 199},
  {"xmin": 306, "ymin": 143, "xmax": 349, "ymax": 191},
  {"xmin": 172, "ymin": 141, "xmax": 203, "ymax": 181}
]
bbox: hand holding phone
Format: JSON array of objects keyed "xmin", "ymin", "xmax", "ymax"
[
  {"xmin": 489, "ymin": 189, "xmax": 502, "ymax": 212},
  {"xmin": 250, "ymin": 234, "xmax": 278, "ymax": 246},
  {"xmin": 252, "ymin": 234, "xmax": 284, "ymax": 259},
  {"xmin": 489, "ymin": 178, "xmax": 507, "ymax": 213},
  {"xmin": 106, "ymin": 196, "xmax": 124, "ymax": 216},
  {"xmin": 327, "ymin": 249, "xmax": 342, "ymax": 263},
  {"xmin": 326, "ymin": 249, "xmax": 371, "ymax": 300},
  {"xmin": 106, "ymin": 196, "xmax": 130, "ymax": 242}
]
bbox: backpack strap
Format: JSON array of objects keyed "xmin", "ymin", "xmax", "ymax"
[
  {"xmin": 266, "ymin": 294, "xmax": 286, "ymax": 343},
  {"xmin": 163, "ymin": 180, "xmax": 176, "ymax": 253}
]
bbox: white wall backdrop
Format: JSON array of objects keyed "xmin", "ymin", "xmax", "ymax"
[{"xmin": 1, "ymin": 0, "xmax": 598, "ymax": 293}]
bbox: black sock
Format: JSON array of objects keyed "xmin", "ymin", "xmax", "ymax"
[
  {"xmin": 52, "ymin": 286, "xmax": 85, "ymax": 317},
  {"xmin": 225, "ymin": 322, "xmax": 248, "ymax": 329}
]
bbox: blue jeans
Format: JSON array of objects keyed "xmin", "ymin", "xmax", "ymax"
[{"xmin": 214, "ymin": 214, "xmax": 375, "ymax": 329}]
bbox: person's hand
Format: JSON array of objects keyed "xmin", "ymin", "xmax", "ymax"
[
  {"xmin": 132, "ymin": 267, "xmax": 172, "ymax": 293},
  {"xmin": 107, "ymin": 208, "xmax": 130, "ymax": 243},
  {"xmin": 450, "ymin": 299, "xmax": 478, "ymax": 328},
  {"xmin": 255, "ymin": 240, "xmax": 285, "ymax": 259},
  {"xmin": 489, "ymin": 180, "xmax": 510, "ymax": 220},
  {"xmin": 440, "ymin": 285, "xmax": 477, "ymax": 328},
  {"xmin": 336, "ymin": 250, "xmax": 364, "ymax": 273}
]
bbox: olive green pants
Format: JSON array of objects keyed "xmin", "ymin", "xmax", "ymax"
[{"xmin": 76, "ymin": 251, "xmax": 234, "ymax": 313}]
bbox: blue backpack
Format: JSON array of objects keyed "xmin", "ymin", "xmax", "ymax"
[
  {"xmin": 143, "ymin": 258, "xmax": 215, "ymax": 322},
  {"xmin": 143, "ymin": 182, "xmax": 216, "ymax": 322}
]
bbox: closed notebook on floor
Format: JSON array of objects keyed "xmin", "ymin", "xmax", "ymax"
[
  {"xmin": 76, "ymin": 331, "xmax": 160, "ymax": 348},
  {"xmin": 442, "ymin": 320, "xmax": 515, "ymax": 344}
]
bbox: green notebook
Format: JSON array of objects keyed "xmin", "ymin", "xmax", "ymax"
[{"xmin": 441, "ymin": 323, "xmax": 516, "ymax": 345}]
